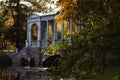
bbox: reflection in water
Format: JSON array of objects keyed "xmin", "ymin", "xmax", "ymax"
[
  {"xmin": 0, "ymin": 67, "xmax": 49, "ymax": 80},
  {"xmin": 0, "ymin": 68, "xmax": 23, "ymax": 80}
]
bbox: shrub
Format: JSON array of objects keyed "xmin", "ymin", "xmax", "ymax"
[{"xmin": 0, "ymin": 53, "xmax": 12, "ymax": 67}]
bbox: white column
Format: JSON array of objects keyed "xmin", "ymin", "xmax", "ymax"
[
  {"xmin": 26, "ymin": 26, "xmax": 29, "ymax": 47},
  {"xmin": 26, "ymin": 23, "xmax": 31, "ymax": 47},
  {"xmin": 46, "ymin": 20, "xmax": 49, "ymax": 48},
  {"xmin": 69, "ymin": 19, "xmax": 72, "ymax": 45},
  {"xmin": 54, "ymin": 20, "xmax": 57, "ymax": 40},
  {"xmin": 78, "ymin": 21, "xmax": 81, "ymax": 34},
  {"xmin": 80, "ymin": 20, "xmax": 83, "ymax": 29},
  {"xmin": 61, "ymin": 22, "xmax": 64, "ymax": 41},
  {"xmin": 28, "ymin": 28, "xmax": 32, "ymax": 46},
  {"xmin": 56, "ymin": 23, "xmax": 58, "ymax": 41},
  {"xmin": 27, "ymin": 24, "xmax": 29, "ymax": 40},
  {"xmin": 78, "ymin": 20, "xmax": 83, "ymax": 34},
  {"xmin": 37, "ymin": 22, "xmax": 41, "ymax": 41},
  {"xmin": 16, "ymin": 48, "xmax": 18, "ymax": 53},
  {"xmin": 37, "ymin": 22, "xmax": 41, "ymax": 47},
  {"xmin": 52, "ymin": 20, "xmax": 57, "ymax": 47}
]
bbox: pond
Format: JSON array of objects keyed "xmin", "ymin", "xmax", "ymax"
[{"xmin": 0, "ymin": 67, "xmax": 50, "ymax": 80}]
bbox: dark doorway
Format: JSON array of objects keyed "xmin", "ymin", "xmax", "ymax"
[
  {"xmin": 20, "ymin": 58, "xmax": 28, "ymax": 66},
  {"xmin": 29, "ymin": 58, "xmax": 35, "ymax": 67}
]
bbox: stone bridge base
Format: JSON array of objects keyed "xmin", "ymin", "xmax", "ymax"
[{"xmin": 12, "ymin": 47, "xmax": 42, "ymax": 67}]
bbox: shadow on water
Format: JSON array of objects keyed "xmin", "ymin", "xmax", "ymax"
[
  {"xmin": 0, "ymin": 54, "xmax": 63, "ymax": 80},
  {"xmin": 0, "ymin": 67, "xmax": 22, "ymax": 80}
]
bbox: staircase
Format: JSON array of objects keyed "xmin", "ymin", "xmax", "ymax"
[{"xmin": 12, "ymin": 47, "xmax": 42, "ymax": 67}]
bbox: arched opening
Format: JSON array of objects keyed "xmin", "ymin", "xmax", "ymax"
[
  {"xmin": 32, "ymin": 24, "xmax": 38, "ymax": 40},
  {"xmin": 31, "ymin": 24, "xmax": 38, "ymax": 46},
  {"xmin": 20, "ymin": 58, "xmax": 28, "ymax": 66},
  {"xmin": 29, "ymin": 58, "xmax": 35, "ymax": 67},
  {"xmin": 42, "ymin": 55, "xmax": 62, "ymax": 67}
]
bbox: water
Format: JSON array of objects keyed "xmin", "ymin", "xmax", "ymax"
[{"xmin": 0, "ymin": 67, "xmax": 50, "ymax": 80}]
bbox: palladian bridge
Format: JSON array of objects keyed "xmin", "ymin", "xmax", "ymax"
[{"xmin": 12, "ymin": 11, "xmax": 83, "ymax": 67}]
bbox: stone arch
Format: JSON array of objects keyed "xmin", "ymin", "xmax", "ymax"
[
  {"xmin": 30, "ymin": 22, "xmax": 41, "ymax": 41},
  {"xmin": 31, "ymin": 23, "xmax": 38, "ymax": 40},
  {"xmin": 29, "ymin": 22, "xmax": 40, "ymax": 31},
  {"xmin": 29, "ymin": 58, "xmax": 35, "ymax": 67},
  {"xmin": 20, "ymin": 57, "xmax": 28, "ymax": 66},
  {"xmin": 26, "ymin": 21, "xmax": 41, "ymax": 47}
]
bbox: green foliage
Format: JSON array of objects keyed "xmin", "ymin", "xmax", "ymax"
[
  {"xmin": 48, "ymin": 0, "xmax": 120, "ymax": 79},
  {"xmin": 52, "ymin": 25, "xmax": 109, "ymax": 78},
  {"xmin": 0, "ymin": 53, "xmax": 12, "ymax": 67},
  {"xmin": 112, "ymin": 75, "xmax": 120, "ymax": 80},
  {"xmin": 0, "ymin": 0, "xmax": 29, "ymax": 50},
  {"xmin": 44, "ymin": 42, "xmax": 62, "ymax": 56}
]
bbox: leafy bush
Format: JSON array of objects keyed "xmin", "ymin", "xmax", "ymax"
[{"xmin": 0, "ymin": 54, "xmax": 12, "ymax": 67}]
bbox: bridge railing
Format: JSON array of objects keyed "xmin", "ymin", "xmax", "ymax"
[
  {"xmin": 31, "ymin": 40, "xmax": 37, "ymax": 46},
  {"xmin": 31, "ymin": 38, "xmax": 72, "ymax": 48},
  {"xmin": 31, "ymin": 40, "xmax": 49, "ymax": 48}
]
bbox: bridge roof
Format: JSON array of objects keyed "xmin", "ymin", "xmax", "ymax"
[{"xmin": 27, "ymin": 11, "xmax": 58, "ymax": 20}]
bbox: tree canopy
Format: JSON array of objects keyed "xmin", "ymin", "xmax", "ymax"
[{"xmin": 0, "ymin": 0, "xmax": 54, "ymax": 50}]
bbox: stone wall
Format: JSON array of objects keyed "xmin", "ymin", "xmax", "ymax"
[{"xmin": 12, "ymin": 47, "xmax": 42, "ymax": 67}]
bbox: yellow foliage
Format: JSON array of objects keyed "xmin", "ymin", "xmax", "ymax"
[
  {"xmin": 5, "ymin": 18, "xmax": 14, "ymax": 27},
  {"xmin": 32, "ymin": 25, "xmax": 38, "ymax": 37},
  {"xmin": 55, "ymin": 0, "xmax": 79, "ymax": 22},
  {"xmin": 55, "ymin": 0, "xmax": 80, "ymax": 39}
]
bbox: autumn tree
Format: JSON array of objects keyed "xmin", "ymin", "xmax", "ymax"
[
  {"xmin": 0, "ymin": 6, "xmax": 6, "ymax": 52},
  {"xmin": 0, "ymin": 0, "xmax": 28, "ymax": 50},
  {"xmin": 0, "ymin": 0, "xmax": 54, "ymax": 50}
]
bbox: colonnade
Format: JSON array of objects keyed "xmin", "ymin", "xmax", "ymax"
[{"xmin": 25, "ymin": 12, "xmax": 83, "ymax": 49}]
